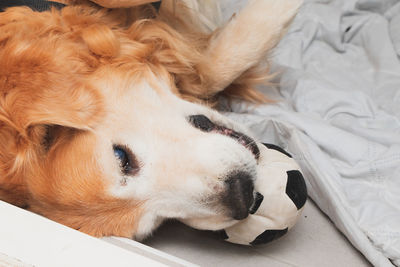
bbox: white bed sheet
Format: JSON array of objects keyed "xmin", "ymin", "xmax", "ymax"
[{"xmin": 221, "ymin": 0, "xmax": 400, "ymax": 266}]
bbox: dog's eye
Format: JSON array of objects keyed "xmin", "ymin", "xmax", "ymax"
[{"xmin": 113, "ymin": 145, "xmax": 139, "ymax": 176}]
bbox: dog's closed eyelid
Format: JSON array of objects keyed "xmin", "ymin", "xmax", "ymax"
[
  {"xmin": 41, "ymin": 125, "xmax": 62, "ymax": 151},
  {"xmin": 42, "ymin": 126, "xmax": 54, "ymax": 151}
]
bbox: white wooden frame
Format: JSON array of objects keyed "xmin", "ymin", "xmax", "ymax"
[{"xmin": 0, "ymin": 200, "xmax": 196, "ymax": 267}]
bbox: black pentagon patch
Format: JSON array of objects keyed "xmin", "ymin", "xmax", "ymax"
[
  {"xmin": 214, "ymin": 230, "xmax": 229, "ymax": 240},
  {"xmin": 250, "ymin": 228, "xmax": 288, "ymax": 245},
  {"xmin": 249, "ymin": 192, "xmax": 264, "ymax": 214},
  {"xmin": 262, "ymin": 143, "xmax": 292, "ymax": 158},
  {"xmin": 286, "ymin": 170, "xmax": 307, "ymax": 210}
]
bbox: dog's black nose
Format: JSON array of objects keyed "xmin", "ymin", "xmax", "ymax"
[
  {"xmin": 188, "ymin": 115, "xmax": 215, "ymax": 132},
  {"xmin": 223, "ymin": 171, "xmax": 254, "ymax": 220}
]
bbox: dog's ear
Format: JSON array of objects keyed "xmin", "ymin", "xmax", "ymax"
[
  {"xmin": 0, "ymin": 58, "xmax": 102, "ymax": 205},
  {"xmin": 0, "ymin": 82, "xmax": 102, "ymax": 207},
  {"xmin": 198, "ymin": 0, "xmax": 303, "ymax": 96},
  {"xmin": 0, "ymin": 68, "xmax": 102, "ymax": 205}
]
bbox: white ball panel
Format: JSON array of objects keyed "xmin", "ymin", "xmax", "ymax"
[{"xmin": 224, "ymin": 214, "xmax": 284, "ymax": 245}]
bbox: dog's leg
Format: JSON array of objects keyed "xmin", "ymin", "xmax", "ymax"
[{"xmin": 199, "ymin": 0, "xmax": 303, "ymax": 94}]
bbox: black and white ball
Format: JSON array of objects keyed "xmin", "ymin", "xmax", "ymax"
[{"xmin": 219, "ymin": 143, "xmax": 307, "ymax": 245}]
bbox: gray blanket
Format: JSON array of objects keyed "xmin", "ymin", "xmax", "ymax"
[{"xmin": 222, "ymin": 0, "xmax": 400, "ymax": 266}]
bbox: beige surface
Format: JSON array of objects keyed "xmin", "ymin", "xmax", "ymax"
[
  {"xmin": 0, "ymin": 253, "xmax": 32, "ymax": 267},
  {"xmin": 145, "ymin": 199, "xmax": 371, "ymax": 266}
]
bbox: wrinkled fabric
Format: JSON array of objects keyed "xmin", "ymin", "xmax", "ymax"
[{"xmin": 220, "ymin": 0, "xmax": 400, "ymax": 266}]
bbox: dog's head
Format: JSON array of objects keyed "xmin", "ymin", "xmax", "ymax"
[{"xmin": 0, "ymin": 0, "xmax": 301, "ymax": 239}]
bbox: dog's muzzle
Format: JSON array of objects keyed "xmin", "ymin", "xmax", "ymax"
[{"xmin": 188, "ymin": 114, "xmax": 258, "ymax": 220}]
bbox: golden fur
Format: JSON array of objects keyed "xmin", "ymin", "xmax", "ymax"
[{"xmin": 0, "ymin": 0, "xmax": 301, "ymax": 238}]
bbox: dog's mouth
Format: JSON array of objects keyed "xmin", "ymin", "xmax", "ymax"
[{"xmin": 188, "ymin": 115, "xmax": 260, "ymax": 160}]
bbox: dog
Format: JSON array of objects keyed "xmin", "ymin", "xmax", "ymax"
[{"xmin": 0, "ymin": 0, "xmax": 302, "ymax": 240}]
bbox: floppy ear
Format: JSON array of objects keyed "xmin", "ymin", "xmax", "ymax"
[
  {"xmin": 0, "ymin": 83, "xmax": 102, "ymax": 207},
  {"xmin": 198, "ymin": 0, "xmax": 303, "ymax": 94},
  {"xmin": 0, "ymin": 54, "xmax": 103, "ymax": 207}
]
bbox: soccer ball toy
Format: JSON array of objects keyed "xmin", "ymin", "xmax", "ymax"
[{"xmin": 218, "ymin": 143, "xmax": 307, "ymax": 245}]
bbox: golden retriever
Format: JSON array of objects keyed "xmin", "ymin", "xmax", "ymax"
[{"xmin": 0, "ymin": 0, "xmax": 302, "ymax": 240}]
